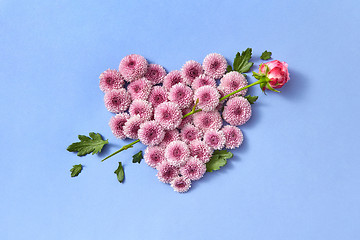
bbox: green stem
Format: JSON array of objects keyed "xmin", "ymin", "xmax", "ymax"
[
  {"xmin": 219, "ymin": 80, "xmax": 262, "ymax": 101},
  {"xmin": 101, "ymin": 139, "xmax": 140, "ymax": 162}
]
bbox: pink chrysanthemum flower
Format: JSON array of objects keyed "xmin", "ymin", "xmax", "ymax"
[
  {"xmin": 138, "ymin": 120, "xmax": 165, "ymax": 146},
  {"xmin": 144, "ymin": 64, "xmax": 167, "ymax": 85},
  {"xmin": 180, "ymin": 157, "xmax": 206, "ymax": 181},
  {"xmin": 127, "ymin": 77, "xmax": 152, "ymax": 100},
  {"xmin": 165, "ymin": 140, "xmax": 190, "ymax": 167},
  {"xmin": 178, "ymin": 108, "xmax": 193, "ymax": 129},
  {"xmin": 218, "ymin": 71, "xmax": 248, "ymax": 98},
  {"xmin": 144, "ymin": 146, "xmax": 165, "ymax": 168},
  {"xmin": 191, "ymin": 74, "xmax": 216, "ymax": 90},
  {"xmin": 222, "ymin": 125, "xmax": 244, "ymax": 149},
  {"xmin": 204, "ymin": 129, "xmax": 226, "ymax": 150},
  {"xmin": 158, "ymin": 129, "xmax": 180, "ymax": 148},
  {"xmin": 163, "ymin": 70, "xmax": 185, "ymax": 90},
  {"xmin": 154, "ymin": 102, "xmax": 182, "ymax": 130},
  {"xmin": 108, "ymin": 113, "xmax": 130, "ymax": 139},
  {"xmin": 222, "ymin": 96, "xmax": 252, "ymax": 126},
  {"xmin": 194, "ymin": 86, "xmax": 220, "ymax": 111},
  {"xmin": 193, "ymin": 111, "xmax": 222, "ymax": 132},
  {"xmin": 123, "ymin": 115, "xmax": 144, "ymax": 139},
  {"xmin": 156, "ymin": 161, "xmax": 179, "ymax": 184},
  {"xmin": 171, "ymin": 176, "xmax": 191, "ymax": 193},
  {"xmin": 129, "ymin": 99, "xmax": 153, "ymax": 121},
  {"xmin": 104, "ymin": 88, "xmax": 131, "ymax": 113},
  {"xmin": 189, "ymin": 140, "xmax": 213, "ymax": 163},
  {"xmin": 202, "ymin": 53, "xmax": 227, "ymax": 79},
  {"xmin": 118, "ymin": 54, "xmax": 148, "ymax": 82},
  {"xmin": 168, "ymin": 83, "xmax": 193, "ymax": 109},
  {"xmin": 181, "ymin": 60, "xmax": 203, "ymax": 85},
  {"xmin": 180, "ymin": 124, "xmax": 203, "ymax": 144},
  {"xmin": 148, "ymin": 86, "xmax": 168, "ymax": 108},
  {"xmin": 99, "ymin": 69, "xmax": 124, "ymax": 92}
]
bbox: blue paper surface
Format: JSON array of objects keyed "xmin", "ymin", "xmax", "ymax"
[{"xmin": 1, "ymin": 0, "xmax": 359, "ymax": 239}]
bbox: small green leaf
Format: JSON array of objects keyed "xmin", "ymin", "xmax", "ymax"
[
  {"xmin": 260, "ymin": 50, "xmax": 272, "ymax": 60},
  {"xmin": 70, "ymin": 164, "xmax": 83, "ymax": 177},
  {"xmin": 233, "ymin": 52, "xmax": 241, "ymax": 70},
  {"xmin": 233, "ymin": 48, "xmax": 254, "ymax": 73},
  {"xmin": 206, "ymin": 150, "xmax": 233, "ymax": 172},
  {"xmin": 132, "ymin": 151, "xmax": 143, "ymax": 164},
  {"xmin": 67, "ymin": 132, "xmax": 108, "ymax": 156},
  {"xmin": 226, "ymin": 65, "xmax": 232, "ymax": 73},
  {"xmin": 244, "ymin": 95, "xmax": 258, "ymax": 104},
  {"xmin": 114, "ymin": 162, "xmax": 125, "ymax": 183}
]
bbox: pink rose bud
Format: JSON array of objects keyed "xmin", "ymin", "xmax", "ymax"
[{"xmin": 259, "ymin": 60, "xmax": 290, "ymax": 91}]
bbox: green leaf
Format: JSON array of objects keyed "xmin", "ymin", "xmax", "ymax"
[
  {"xmin": 244, "ymin": 95, "xmax": 259, "ymax": 104},
  {"xmin": 206, "ymin": 150, "xmax": 233, "ymax": 172},
  {"xmin": 233, "ymin": 48, "xmax": 254, "ymax": 73},
  {"xmin": 67, "ymin": 132, "xmax": 108, "ymax": 156},
  {"xmin": 70, "ymin": 164, "xmax": 83, "ymax": 177},
  {"xmin": 114, "ymin": 162, "xmax": 125, "ymax": 183},
  {"xmin": 226, "ymin": 65, "xmax": 232, "ymax": 72},
  {"xmin": 260, "ymin": 50, "xmax": 272, "ymax": 60},
  {"xmin": 132, "ymin": 151, "xmax": 143, "ymax": 164}
]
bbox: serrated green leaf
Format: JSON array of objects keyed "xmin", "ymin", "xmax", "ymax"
[
  {"xmin": 132, "ymin": 151, "xmax": 143, "ymax": 164},
  {"xmin": 226, "ymin": 65, "xmax": 232, "ymax": 72},
  {"xmin": 206, "ymin": 150, "xmax": 233, "ymax": 172},
  {"xmin": 260, "ymin": 50, "xmax": 272, "ymax": 60},
  {"xmin": 114, "ymin": 162, "xmax": 125, "ymax": 183},
  {"xmin": 233, "ymin": 48, "xmax": 254, "ymax": 73},
  {"xmin": 70, "ymin": 164, "xmax": 82, "ymax": 177},
  {"xmin": 67, "ymin": 132, "xmax": 108, "ymax": 156},
  {"xmin": 244, "ymin": 95, "xmax": 259, "ymax": 104}
]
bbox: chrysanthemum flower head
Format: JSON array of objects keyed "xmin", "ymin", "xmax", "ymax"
[
  {"xmin": 144, "ymin": 64, "xmax": 167, "ymax": 85},
  {"xmin": 158, "ymin": 129, "xmax": 180, "ymax": 148},
  {"xmin": 148, "ymin": 86, "xmax": 168, "ymax": 108},
  {"xmin": 194, "ymin": 86, "xmax": 220, "ymax": 111},
  {"xmin": 165, "ymin": 140, "xmax": 190, "ymax": 167},
  {"xmin": 108, "ymin": 113, "xmax": 130, "ymax": 139},
  {"xmin": 191, "ymin": 74, "xmax": 216, "ymax": 90},
  {"xmin": 170, "ymin": 176, "xmax": 191, "ymax": 193},
  {"xmin": 222, "ymin": 125, "xmax": 244, "ymax": 149},
  {"xmin": 144, "ymin": 146, "xmax": 165, "ymax": 168},
  {"xmin": 163, "ymin": 70, "xmax": 185, "ymax": 90},
  {"xmin": 189, "ymin": 140, "xmax": 213, "ymax": 163},
  {"xmin": 193, "ymin": 111, "xmax": 222, "ymax": 132},
  {"xmin": 99, "ymin": 69, "xmax": 124, "ymax": 92},
  {"xmin": 180, "ymin": 124, "xmax": 203, "ymax": 144},
  {"xmin": 181, "ymin": 60, "xmax": 203, "ymax": 85},
  {"xmin": 127, "ymin": 77, "xmax": 152, "ymax": 100},
  {"xmin": 118, "ymin": 54, "xmax": 148, "ymax": 82},
  {"xmin": 129, "ymin": 99, "xmax": 153, "ymax": 121},
  {"xmin": 202, "ymin": 53, "xmax": 228, "ymax": 79},
  {"xmin": 123, "ymin": 115, "xmax": 144, "ymax": 139},
  {"xmin": 204, "ymin": 129, "xmax": 226, "ymax": 150},
  {"xmin": 168, "ymin": 83, "xmax": 193, "ymax": 109},
  {"xmin": 218, "ymin": 71, "xmax": 248, "ymax": 98},
  {"xmin": 222, "ymin": 96, "xmax": 252, "ymax": 126},
  {"xmin": 180, "ymin": 157, "xmax": 206, "ymax": 181},
  {"xmin": 156, "ymin": 161, "xmax": 179, "ymax": 184},
  {"xmin": 104, "ymin": 88, "xmax": 131, "ymax": 113},
  {"xmin": 154, "ymin": 102, "xmax": 182, "ymax": 130},
  {"xmin": 178, "ymin": 108, "xmax": 193, "ymax": 129},
  {"xmin": 138, "ymin": 120, "xmax": 165, "ymax": 146}
]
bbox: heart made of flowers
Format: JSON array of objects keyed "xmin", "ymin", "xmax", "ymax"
[{"xmin": 68, "ymin": 50, "xmax": 290, "ymax": 193}]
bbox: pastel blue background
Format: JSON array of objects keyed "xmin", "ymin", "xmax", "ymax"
[{"xmin": 1, "ymin": 0, "xmax": 359, "ymax": 239}]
